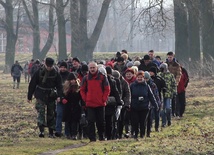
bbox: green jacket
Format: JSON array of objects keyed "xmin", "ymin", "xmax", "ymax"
[{"xmin": 158, "ymin": 72, "xmax": 176, "ymax": 98}]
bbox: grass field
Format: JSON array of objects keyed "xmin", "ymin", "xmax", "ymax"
[{"xmin": 0, "ymin": 53, "xmax": 213, "ymax": 155}]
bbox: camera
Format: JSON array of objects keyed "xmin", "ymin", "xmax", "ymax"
[{"xmin": 138, "ymin": 96, "xmax": 144, "ymax": 101}]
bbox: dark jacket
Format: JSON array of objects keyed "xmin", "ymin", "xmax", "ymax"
[
  {"xmin": 130, "ymin": 81, "xmax": 158, "ymax": 111},
  {"xmin": 147, "ymin": 79, "xmax": 161, "ymax": 108},
  {"xmin": 120, "ymin": 76, "xmax": 131, "ymax": 107},
  {"xmin": 27, "ymin": 67, "xmax": 63, "ymax": 101},
  {"xmin": 105, "ymin": 75, "xmax": 123, "ymax": 115},
  {"xmin": 11, "ymin": 63, "xmax": 23, "ymax": 77},
  {"xmin": 151, "ymin": 75, "xmax": 166, "ymax": 100},
  {"xmin": 63, "ymin": 90, "xmax": 82, "ymax": 122},
  {"xmin": 138, "ymin": 60, "xmax": 158, "ymax": 72},
  {"xmin": 80, "ymin": 71, "xmax": 110, "ymax": 108}
]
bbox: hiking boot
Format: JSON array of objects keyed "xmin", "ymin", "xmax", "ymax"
[
  {"xmin": 155, "ymin": 128, "xmax": 159, "ymax": 132},
  {"xmin": 39, "ymin": 132, "xmax": 44, "ymax": 138},
  {"xmin": 71, "ymin": 135, "xmax": 77, "ymax": 140},
  {"xmin": 48, "ymin": 128, "xmax": 54, "ymax": 138},
  {"xmin": 55, "ymin": 132, "xmax": 62, "ymax": 137},
  {"xmin": 168, "ymin": 121, "xmax": 171, "ymax": 126}
]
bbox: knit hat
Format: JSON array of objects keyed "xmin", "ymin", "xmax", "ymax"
[
  {"xmin": 67, "ymin": 72, "xmax": 77, "ymax": 80},
  {"xmin": 125, "ymin": 68, "xmax": 135, "ymax": 75},
  {"xmin": 98, "ymin": 67, "xmax": 107, "ymax": 76},
  {"xmin": 160, "ymin": 63, "xmax": 169, "ymax": 73},
  {"xmin": 116, "ymin": 51, "xmax": 121, "ymax": 57},
  {"xmin": 148, "ymin": 66, "xmax": 157, "ymax": 75},
  {"xmin": 112, "ymin": 70, "xmax": 120, "ymax": 79},
  {"xmin": 144, "ymin": 71, "xmax": 150, "ymax": 79},
  {"xmin": 133, "ymin": 61, "xmax": 140, "ymax": 66},
  {"xmin": 72, "ymin": 57, "xmax": 80, "ymax": 63},
  {"xmin": 143, "ymin": 54, "xmax": 150, "ymax": 60},
  {"xmin": 81, "ymin": 64, "xmax": 88, "ymax": 72},
  {"xmin": 126, "ymin": 61, "xmax": 133, "ymax": 68},
  {"xmin": 45, "ymin": 57, "xmax": 54, "ymax": 67},
  {"xmin": 59, "ymin": 61, "xmax": 68, "ymax": 68},
  {"xmin": 117, "ymin": 56, "xmax": 124, "ymax": 62},
  {"xmin": 106, "ymin": 66, "xmax": 112, "ymax": 75}
]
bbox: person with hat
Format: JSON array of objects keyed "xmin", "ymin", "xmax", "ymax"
[
  {"xmin": 70, "ymin": 57, "xmax": 81, "ymax": 73},
  {"xmin": 138, "ymin": 54, "xmax": 158, "ymax": 72},
  {"xmin": 61, "ymin": 72, "xmax": 82, "ymax": 140},
  {"xmin": 144, "ymin": 71, "xmax": 161, "ymax": 137},
  {"xmin": 27, "ymin": 57, "xmax": 63, "ymax": 138},
  {"xmin": 130, "ymin": 71, "xmax": 158, "ymax": 139},
  {"xmin": 148, "ymin": 66, "xmax": 166, "ymax": 132},
  {"xmin": 124, "ymin": 68, "xmax": 136, "ymax": 85},
  {"xmin": 112, "ymin": 70, "xmax": 131, "ymax": 139},
  {"xmin": 158, "ymin": 63, "xmax": 177, "ymax": 127},
  {"xmin": 11, "ymin": 60, "xmax": 23, "ymax": 89},
  {"xmin": 55, "ymin": 61, "xmax": 70, "ymax": 137},
  {"xmin": 113, "ymin": 56, "xmax": 127, "ymax": 75}
]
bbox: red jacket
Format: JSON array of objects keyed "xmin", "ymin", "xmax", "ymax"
[
  {"xmin": 80, "ymin": 71, "xmax": 110, "ymax": 108},
  {"xmin": 177, "ymin": 67, "xmax": 189, "ymax": 93}
]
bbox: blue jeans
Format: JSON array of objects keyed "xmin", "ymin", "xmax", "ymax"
[
  {"xmin": 161, "ymin": 98, "xmax": 172, "ymax": 126},
  {"xmin": 55, "ymin": 102, "xmax": 64, "ymax": 133}
]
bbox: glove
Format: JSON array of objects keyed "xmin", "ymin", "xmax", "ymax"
[{"xmin": 62, "ymin": 99, "xmax": 68, "ymax": 104}]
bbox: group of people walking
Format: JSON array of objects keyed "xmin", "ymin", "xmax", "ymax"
[{"xmin": 25, "ymin": 49, "xmax": 189, "ymax": 141}]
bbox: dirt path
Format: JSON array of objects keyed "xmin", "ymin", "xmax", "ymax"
[{"xmin": 39, "ymin": 142, "xmax": 89, "ymax": 155}]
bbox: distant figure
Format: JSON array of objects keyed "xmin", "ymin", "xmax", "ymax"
[
  {"xmin": 23, "ymin": 61, "xmax": 30, "ymax": 83},
  {"xmin": 11, "ymin": 60, "xmax": 23, "ymax": 89}
]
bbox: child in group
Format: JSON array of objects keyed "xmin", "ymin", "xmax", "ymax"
[{"xmin": 62, "ymin": 72, "xmax": 82, "ymax": 140}]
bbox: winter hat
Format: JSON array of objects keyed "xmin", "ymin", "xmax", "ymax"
[
  {"xmin": 81, "ymin": 64, "xmax": 88, "ymax": 72},
  {"xmin": 45, "ymin": 57, "xmax": 54, "ymax": 67},
  {"xmin": 143, "ymin": 54, "xmax": 150, "ymax": 60},
  {"xmin": 106, "ymin": 66, "xmax": 112, "ymax": 75},
  {"xmin": 72, "ymin": 57, "xmax": 80, "ymax": 63},
  {"xmin": 117, "ymin": 56, "xmax": 124, "ymax": 62},
  {"xmin": 133, "ymin": 61, "xmax": 140, "ymax": 66},
  {"xmin": 98, "ymin": 67, "xmax": 107, "ymax": 76},
  {"xmin": 144, "ymin": 71, "xmax": 150, "ymax": 79},
  {"xmin": 126, "ymin": 61, "xmax": 134, "ymax": 68},
  {"xmin": 112, "ymin": 70, "xmax": 120, "ymax": 79},
  {"xmin": 160, "ymin": 63, "xmax": 169, "ymax": 73},
  {"xmin": 116, "ymin": 51, "xmax": 121, "ymax": 57},
  {"xmin": 131, "ymin": 66, "xmax": 138, "ymax": 74},
  {"xmin": 148, "ymin": 66, "xmax": 157, "ymax": 75},
  {"xmin": 67, "ymin": 72, "xmax": 77, "ymax": 80},
  {"xmin": 59, "ymin": 61, "xmax": 68, "ymax": 68},
  {"xmin": 125, "ymin": 68, "xmax": 135, "ymax": 75}
]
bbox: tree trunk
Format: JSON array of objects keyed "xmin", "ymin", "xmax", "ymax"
[
  {"xmin": 22, "ymin": 0, "xmax": 55, "ymax": 60},
  {"xmin": 70, "ymin": 0, "xmax": 111, "ymax": 61},
  {"xmin": 199, "ymin": 0, "xmax": 214, "ymax": 61},
  {"xmin": 173, "ymin": 0, "xmax": 189, "ymax": 64},
  {"xmin": 0, "ymin": 0, "xmax": 18, "ymax": 73},
  {"xmin": 70, "ymin": 0, "xmax": 80, "ymax": 58},
  {"xmin": 185, "ymin": 0, "xmax": 201, "ymax": 74},
  {"xmin": 56, "ymin": 0, "xmax": 67, "ymax": 61},
  {"xmin": 32, "ymin": 0, "xmax": 40, "ymax": 59},
  {"xmin": 40, "ymin": 0, "xmax": 55, "ymax": 60}
]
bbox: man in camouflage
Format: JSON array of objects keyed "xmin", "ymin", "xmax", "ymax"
[{"xmin": 27, "ymin": 57, "xmax": 63, "ymax": 138}]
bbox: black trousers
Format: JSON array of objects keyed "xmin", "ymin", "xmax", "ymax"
[
  {"xmin": 87, "ymin": 107, "xmax": 105, "ymax": 141},
  {"xmin": 177, "ymin": 91, "xmax": 186, "ymax": 117},
  {"xmin": 131, "ymin": 109, "xmax": 149, "ymax": 138}
]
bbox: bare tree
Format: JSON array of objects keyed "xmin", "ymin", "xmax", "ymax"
[
  {"xmin": 56, "ymin": 0, "xmax": 69, "ymax": 60},
  {"xmin": 0, "ymin": 0, "xmax": 21, "ymax": 72},
  {"xmin": 70, "ymin": 0, "xmax": 111, "ymax": 61},
  {"xmin": 173, "ymin": 0, "xmax": 188, "ymax": 63},
  {"xmin": 185, "ymin": 0, "xmax": 200, "ymax": 63},
  {"xmin": 22, "ymin": 0, "xmax": 55, "ymax": 60},
  {"xmin": 199, "ymin": 0, "xmax": 214, "ymax": 61}
]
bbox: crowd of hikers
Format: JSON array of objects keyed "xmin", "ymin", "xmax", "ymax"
[{"xmin": 12, "ymin": 49, "xmax": 189, "ymax": 141}]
